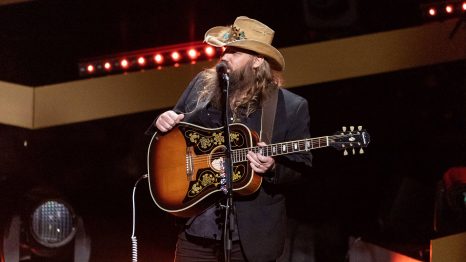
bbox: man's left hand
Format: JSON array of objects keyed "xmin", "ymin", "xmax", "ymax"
[{"xmin": 247, "ymin": 142, "xmax": 275, "ymax": 174}]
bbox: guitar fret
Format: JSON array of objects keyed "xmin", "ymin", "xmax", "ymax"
[{"xmin": 232, "ymin": 136, "xmax": 343, "ymax": 163}]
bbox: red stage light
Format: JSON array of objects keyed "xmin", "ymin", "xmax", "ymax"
[
  {"xmin": 78, "ymin": 41, "xmax": 222, "ymax": 78},
  {"xmin": 445, "ymin": 5, "xmax": 454, "ymax": 13},
  {"xmin": 137, "ymin": 56, "xmax": 146, "ymax": 66},
  {"xmin": 428, "ymin": 8, "xmax": 437, "ymax": 16},
  {"xmin": 204, "ymin": 46, "xmax": 216, "ymax": 57},
  {"xmin": 187, "ymin": 48, "xmax": 198, "ymax": 60},
  {"xmin": 86, "ymin": 65, "xmax": 94, "ymax": 73},
  {"xmin": 154, "ymin": 54, "xmax": 164, "ymax": 64},
  {"xmin": 462, "ymin": 2, "xmax": 466, "ymax": 11},
  {"xmin": 120, "ymin": 59, "xmax": 129, "ymax": 68},
  {"xmin": 171, "ymin": 51, "xmax": 181, "ymax": 62}
]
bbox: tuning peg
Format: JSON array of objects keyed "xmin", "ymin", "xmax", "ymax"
[
  {"xmin": 352, "ymin": 148, "xmax": 356, "ymax": 155},
  {"xmin": 359, "ymin": 148, "xmax": 364, "ymax": 154},
  {"xmin": 342, "ymin": 126, "xmax": 347, "ymax": 132},
  {"xmin": 358, "ymin": 126, "xmax": 363, "ymax": 131},
  {"xmin": 350, "ymin": 126, "xmax": 355, "ymax": 131},
  {"xmin": 344, "ymin": 149, "xmax": 348, "ymax": 156}
]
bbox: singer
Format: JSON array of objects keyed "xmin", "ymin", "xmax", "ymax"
[{"xmin": 147, "ymin": 16, "xmax": 312, "ymax": 262}]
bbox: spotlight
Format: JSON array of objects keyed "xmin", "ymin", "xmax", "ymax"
[
  {"xmin": 120, "ymin": 59, "xmax": 129, "ymax": 69},
  {"xmin": 187, "ymin": 48, "xmax": 199, "ymax": 60},
  {"xmin": 421, "ymin": 0, "xmax": 466, "ymax": 20},
  {"xmin": 170, "ymin": 51, "xmax": 181, "ymax": 62},
  {"xmin": 154, "ymin": 54, "xmax": 164, "ymax": 64},
  {"xmin": 137, "ymin": 56, "xmax": 146, "ymax": 66},
  {"xmin": 86, "ymin": 65, "xmax": 94, "ymax": 73},
  {"xmin": 445, "ymin": 4, "xmax": 454, "ymax": 14},
  {"xmin": 204, "ymin": 46, "xmax": 216, "ymax": 58},
  {"xmin": 2, "ymin": 188, "xmax": 91, "ymax": 262},
  {"xmin": 30, "ymin": 200, "xmax": 77, "ymax": 249},
  {"xmin": 104, "ymin": 62, "xmax": 112, "ymax": 70},
  {"xmin": 78, "ymin": 40, "xmax": 223, "ymax": 78}
]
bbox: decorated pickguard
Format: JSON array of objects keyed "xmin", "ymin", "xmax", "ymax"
[{"xmin": 179, "ymin": 125, "xmax": 250, "ymax": 202}]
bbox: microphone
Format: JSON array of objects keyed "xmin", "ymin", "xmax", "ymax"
[
  {"xmin": 216, "ymin": 61, "xmax": 229, "ymax": 82},
  {"xmin": 216, "ymin": 61, "xmax": 228, "ymax": 75}
]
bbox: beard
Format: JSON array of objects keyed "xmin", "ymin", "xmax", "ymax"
[{"xmin": 228, "ymin": 60, "xmax": 256, "ymax": 95}]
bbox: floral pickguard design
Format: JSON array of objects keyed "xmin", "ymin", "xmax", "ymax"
[{"xmin": 183, "ymin": 128, "xmax": 246, "ymax": 198}]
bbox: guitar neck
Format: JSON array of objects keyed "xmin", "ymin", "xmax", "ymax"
[{"xmin": 232, "ymin": 136, "xmax": 331, "ymax": 163}]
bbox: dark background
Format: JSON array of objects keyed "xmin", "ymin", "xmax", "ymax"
[{"xmin": 1, "ymin": 0, "xmax": 465, "ymax": 261}]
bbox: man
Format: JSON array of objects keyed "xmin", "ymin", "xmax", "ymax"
[{"xmin": 149, "ymin": 16, "xmax": 312, "ymax": 262}]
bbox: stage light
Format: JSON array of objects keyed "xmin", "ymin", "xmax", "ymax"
[
  {"xmin": 30, "ymin": 200, "xmax": 77, "ymax": 249},
  {"xmin": 204, "ymin": 46, "xmax": 216, "ymax": 58},
  {"xmin": 154, "ymin": 54, "xmax": 164, "ymax": 64},
  {"xmin": 78, "ymin": 41, "xmax": 223, "ymax": 78},
  {"xmin": 120, "ymin": 59, "xmax": 129, "ymax": 69},
  {"xmin": 171, "ymin": 51, "xmax": 181, "ymax": 62},
  {"xmin": 2, "ymin": 187, "xmax": 91, "ymax": 261},
  {"xmin": 421, "ymin": 0, "xmax": 466, "ymax": 20},
  {"xmin": 86, "ymin": 65, "xmax": 94, "ymax": 73},
  {"xmin": 445, "ymin": 5, "xmax": 454, "ymax": 13},
  {"xmin": 187, "ymin": 48, "xmax": 199, "ymax": 60},
  {"xmin": 137, "ymin": 56, "xmax": 146, "ymax": 66}
]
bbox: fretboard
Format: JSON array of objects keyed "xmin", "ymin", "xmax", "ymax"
[{"xmin": 232, "ymin": 136, "xmax": 330, "ymax": 163}]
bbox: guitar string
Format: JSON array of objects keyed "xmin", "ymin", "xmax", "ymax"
[
  {"xmin": 187, "ymin": 133, "xmax": 360, "ymax": 164},
  {"xmin": 185, "ymin": 134, "xmax": 360, "ymax": 165}
]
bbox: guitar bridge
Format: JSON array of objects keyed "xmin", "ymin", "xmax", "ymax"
[{"xmin": 186, "ymin": 146, "xmax": 195, "ymax": 181}]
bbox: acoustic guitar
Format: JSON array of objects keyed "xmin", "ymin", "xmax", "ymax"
[{"xmin": 147, "ymin": 122, "xmax": 370, "ymax": 217}]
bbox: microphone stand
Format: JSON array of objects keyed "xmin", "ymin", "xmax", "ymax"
[{"xmin": 219, "ymin": 71, "xmax": 234, "ymax": 262}]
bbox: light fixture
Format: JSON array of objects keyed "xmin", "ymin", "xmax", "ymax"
[
  {"xmin": 120, "ymin": 59, "xmax": 129, "ymax": 69},
  {"xmin": 2, "ymin": 188, "xmax": 90, "ymax": 261},
  {"xmin": 421, "ymin": 0, "xmax": 466, "ymax": 20},
  {"xmin": 445, "ymin": 4, "xmax": 454, "ymax": 13},
  {"xmin": 137, "ymin": 56, "xmax": 146, "ymax": 66},
  {"xmin": 154, "ymin": 53, "xmax": 164, "ymax": 64},
  {"xmin": 30, "ymin": 199, "xmax": 77, "ymax": 249},
  {"xmin": 170, "ymin": 51, "xmax": 181, "ymax": 62},
  {"xmin": 204, "ymin": 46, "xmax": 216, "ymax": 58},
  {"xmin": 78, "ymin": 41, "xmax": 223, "ymax": 78}
]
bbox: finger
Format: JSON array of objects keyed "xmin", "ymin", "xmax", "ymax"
[
  {"xmin": 163, "ymin": 111, "xmax": 179, "ymax": 125},
  {"xmin": 249, "ymin": 161, "xmax": 263, "ymax": 173},
  {"xmin": 257, "ymin": 154, "xmax": 269, "ymax": 163},
  {"xmin": 175, "ymin": 113, "xmax": 185, "ymax": 123},
  {"xmin": 247, "ymin": 153, "xmax": 266, "ymax": 172},
  {"xmin": 247, "ymin": 151, "xmax": 260, "ymax": 165},
  {"xmin": 156, "ymin": 111, "xmax": 180, "ymax": 132}
]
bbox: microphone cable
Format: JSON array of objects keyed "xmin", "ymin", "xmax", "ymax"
[{"xmin": 131, "ymin": 174, "xmax": 148, "ymax": 262}]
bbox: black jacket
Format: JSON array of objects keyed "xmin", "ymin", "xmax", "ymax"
[{"xmin": 148, "ymin": 72, "xmax": 312, "ymax": 261}]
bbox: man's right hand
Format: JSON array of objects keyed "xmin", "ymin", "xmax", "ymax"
[{"xmin": 155, "ymin": 110, "xmax": 185, "ymax": 132}]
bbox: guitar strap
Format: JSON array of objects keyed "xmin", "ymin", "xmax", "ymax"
[{"xmin": 260, "ymin": 88, "xmax": 279, "ymax": 144}]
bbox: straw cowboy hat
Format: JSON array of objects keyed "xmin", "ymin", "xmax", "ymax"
[{"xmin": 204, "ymin": 16, "xmax": 285, "ymax": 71}]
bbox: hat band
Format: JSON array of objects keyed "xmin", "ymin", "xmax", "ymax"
[{"xmin": 222, "ymin": 25, "xmax": 246, "ymax": 44}]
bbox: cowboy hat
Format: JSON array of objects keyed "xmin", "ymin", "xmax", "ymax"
[{"xmin": 204, "ymin": 16, "xmax": 285, "ymax": 71}]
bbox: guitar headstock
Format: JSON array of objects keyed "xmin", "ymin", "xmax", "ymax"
[{"xmin": 330, "ymin": 126, "xmax": 371, "ymax": 155}]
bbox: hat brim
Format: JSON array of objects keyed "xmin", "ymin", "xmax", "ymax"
[{"xmin": 204, "ymin": 26, "xmax": 285, "ymax": 71}]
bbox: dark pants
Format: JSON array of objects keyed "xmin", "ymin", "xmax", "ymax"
[{"xmin": 174, "ymin": 232, "xmax": 248, "ymax": 262}]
